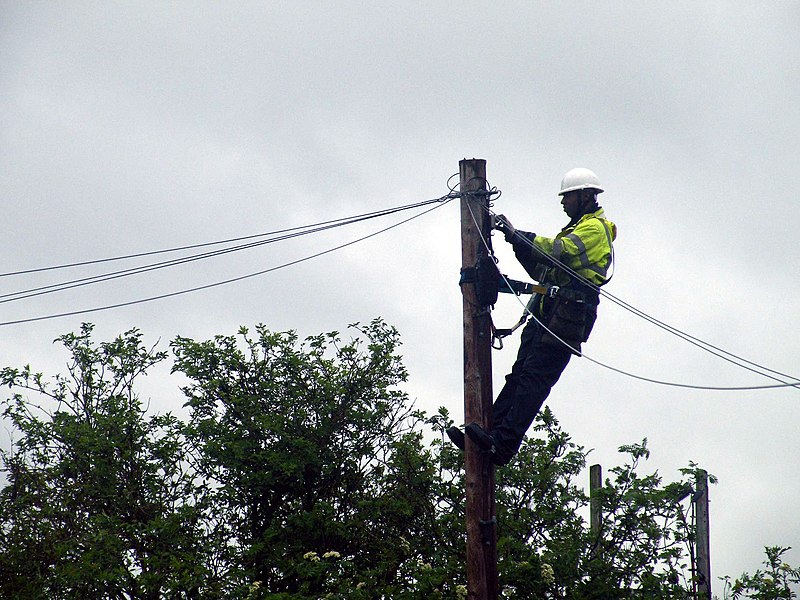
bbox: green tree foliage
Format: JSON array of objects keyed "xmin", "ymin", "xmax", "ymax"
[
  {"xmin": 170, "ymin": 318, "xmax": 451, "ymax": 598},
  {"xmin": 722, "ymin": 546, "xmax": 800, "ymax": 599},
  {"xmin": 2, "ymin": 321, "xmax": 797, "ymax": 599},
  {"xmin": 0, "ymin": 324, "xmax": 207, "ymax": 599},
  {"xmin": 439, "ymin": 409, "xmax": 705, "ymax": 599}
]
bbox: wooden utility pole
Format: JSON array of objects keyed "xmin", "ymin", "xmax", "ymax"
[
  {"xmin": 695, "ymin": 470, "xmax": 711, "ymax": 599},
  {"xmin": 459, "ymin": 158, "xmax": 498, "ymax": 600},
  {"xmin": 589, "ymin": 463, "xmax": 603, "ymax": 559}
]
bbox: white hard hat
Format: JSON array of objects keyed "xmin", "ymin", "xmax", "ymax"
[{"xmin": 559, "ymin": 167, "xmax": 604, "ymax": 195}]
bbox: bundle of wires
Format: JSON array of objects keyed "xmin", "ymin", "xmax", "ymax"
[{"xmin": 0, "ymin": 193, "xmax": 456, "ymax": 326}]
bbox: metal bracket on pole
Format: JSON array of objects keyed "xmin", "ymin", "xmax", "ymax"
[{"xmin": 479, "ymin": 516, "xmax": 497, "ymax": 547}]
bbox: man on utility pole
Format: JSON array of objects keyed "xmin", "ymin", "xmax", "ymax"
[{"xmin": 449, "ymin": 168, "xmax": 617, "ymax": 466}]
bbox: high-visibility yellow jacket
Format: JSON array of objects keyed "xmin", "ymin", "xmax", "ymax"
[{"xmin": 515, "ymin": 208, "xmax": 617, "ymax": 289}]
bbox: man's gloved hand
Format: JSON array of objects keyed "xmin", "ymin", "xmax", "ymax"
[{"xmin": 493, "ymin": 214, "xmax": 516, "ymax": 241}]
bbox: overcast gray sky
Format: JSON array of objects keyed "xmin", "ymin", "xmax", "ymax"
[{"xmin": 2, "ymin": 1, "xmax": 799, "ymax": 590}]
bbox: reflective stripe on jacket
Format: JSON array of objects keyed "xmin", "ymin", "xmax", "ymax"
[{"xmin": 530, "ymin": 208, "xmax": 617, "ymax": 287}]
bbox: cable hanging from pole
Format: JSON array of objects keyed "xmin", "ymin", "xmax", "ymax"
[
  {"xmin": 466, "ymin": 201, "xmax": 800, "ymax": 392},
  {"xmin": 0, "ymin": 194, "xmax": 456, "ymax": 279},
  {"xmin": 0, "ymin": 194, "xmax": 454, "ymax": 327},
  {"xmin": 1, "ymin": 193, "xmax": 459, "ymax": 305}
]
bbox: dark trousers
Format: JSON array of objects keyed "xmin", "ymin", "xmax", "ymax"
[{"xmin": 491, "ymin": 317, "xmax": 573, "ymax": 462}]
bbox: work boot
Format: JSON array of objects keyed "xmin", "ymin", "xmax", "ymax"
[
  {"xmin": 446, "ymin": 426, "xmax": 465, "ymax": 451},
  {"xmin": 465, "ymin": 423, "xmax": 511, "ymax": 466},
  {"xmin": 465, "ymin": 423, "xmax": 496, "ymax": 451}
]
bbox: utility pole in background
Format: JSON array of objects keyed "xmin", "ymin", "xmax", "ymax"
[
  {"xmin": 459, "ymin": 158, "xmax": 498, "ymax": 600},
  {"xmin": 695, "ymin": 470, "xmax": 711, "ymax": 599},
  {"xmin": 589, "ymin": 463, "xmax": 603, "ymax": 559}
]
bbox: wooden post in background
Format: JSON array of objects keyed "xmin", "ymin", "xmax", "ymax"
[
  {"xmin": 695, "ymin": 470, "xmax": 711, "ymax": 599},
  {"xmin": 459, "ymin": 158, "xmax": 497, "ymax": 600},
  {"xmin": 589, "ymin": 463, "xmax": 602, "ymax": 559}
]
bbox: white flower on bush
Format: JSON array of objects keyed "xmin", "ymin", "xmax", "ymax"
[
  {"xmin": 323, "ymin": 551, "xmax": 341, "ymax": 559},
  {"xmin": 303, "ymin": 551, "xmax": 320, "ymax": 562},
  {"xmin": 246, "ymin": 580, "xmax": 263, "ymax": 600},
  {"xmin": 541, "ymin": 562, "xmax": 555, "ymax": 586}
]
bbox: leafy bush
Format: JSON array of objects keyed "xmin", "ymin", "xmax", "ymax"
[{"xmin": 1, "ymin": 321, "xmax": 795, "ymax": 599}]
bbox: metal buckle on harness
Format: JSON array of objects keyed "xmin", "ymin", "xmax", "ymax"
[
  {"xmin": 548, "ymin": 285, "xmax": 560, "ymax": 298},
  {"xmin": 490, "ymin": 313, "xmax": 529, "ymax": 351}
]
